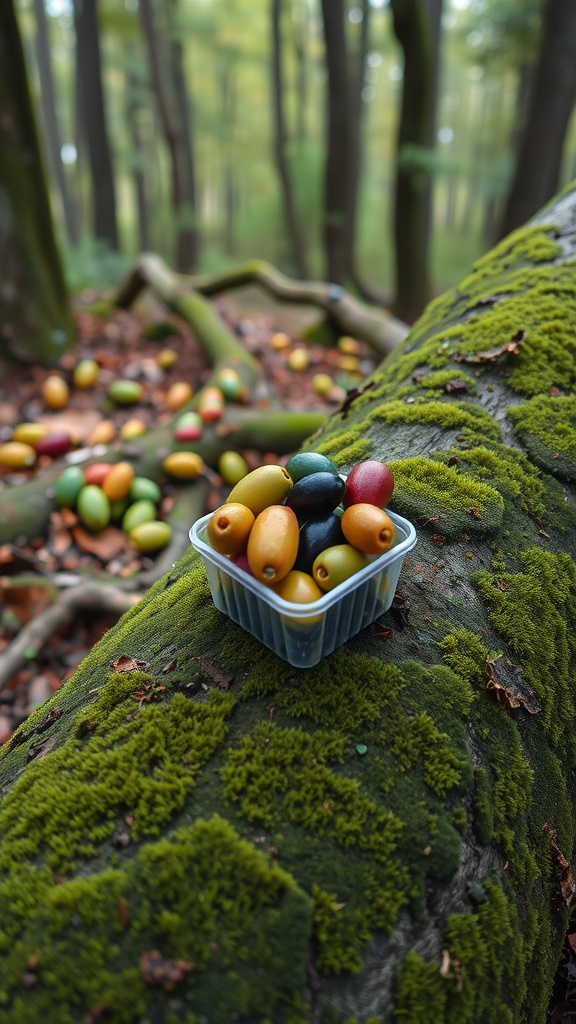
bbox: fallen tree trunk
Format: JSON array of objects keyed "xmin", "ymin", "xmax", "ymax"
[{"xmin": 1, "ymin": 186, "xmax": 576, "ymax": 1023}]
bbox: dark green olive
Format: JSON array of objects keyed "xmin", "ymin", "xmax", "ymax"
[
  {"xmin": 294, "ymin": 513, "xmax": 345, "ymax": 574},
  {"xmin": 285, "ymin": 471, "xmax": 346, "ymax": 519}
]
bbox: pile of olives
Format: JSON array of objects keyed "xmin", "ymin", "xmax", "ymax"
[
  {"xmin": 205, "ymin": 453, "xmax": 396, "ymax": 604},
  {"xmin": 54, "ymin": 462, "xmax": 171, "ymax": 552}
]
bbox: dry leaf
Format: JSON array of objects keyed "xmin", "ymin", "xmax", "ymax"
[
  {"xmin": 453, "ymin": 333, "xmax": 523, "ymax": 364},
  {"xmin": 110, "ymin": 655, "xmax": 148, "ymax": 673},
  {"xmin": 543, "ymin": 824, "xmax": 576, "ymax": 908},
  {"xmin": 72, "ymin": 526, "xmax": 128, "ymax": 561},
  {"xmin": 139, "ymin": 950, "xmax": 193, "ymax": 990},
  {"xmin": 193, "ymin": 655, "xmax": 233, "ymax": 689},
  {"xmin": 486, "ymin": 655, "xmax": 541, "ymax": 714}
]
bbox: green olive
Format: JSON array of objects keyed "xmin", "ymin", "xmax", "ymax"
[
  {"xmin": 77, "ymin": 485, "xmax": 111, "ymax": 532},
  {"xmin": 312, "ymin": 544, "xmax": 368, "ymax": 592},
  {"xmin": 122, "ymin": 499, "xmax": 157, "ymax": 534}
]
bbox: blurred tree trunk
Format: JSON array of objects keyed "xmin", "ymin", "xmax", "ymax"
[
  {"xmin": 320, "ymin": 0, "xmax": 351, "ymax": 284},
  {"xmin": 347, "ymin": 0, "xmax": 376, "ymax": 299},
  {"xmin": 168, "ymin": 0, "xmax": 199, "ymax": 269},
  {"xmin": 498, "ymin": 0, "xmax": 576, "ymax": 238},
  {"xmin": 220, "ymin": 65, "xmax": 237, "ymax": 258},
  {"xmin": 0, "ymin": 2, "xmax": 74, "ymax": 365},
  {"xmin": 390, "ymin": 0, "xmax": 432, "ymax": 323},
  {"xmin": 31, "ymin": 0, "xmax": 78, "ymax": 247},
  {"xmin": 291, "ymin": 0, "xmax": 308, "ymax": 146},
  {"xmin": 125, "ymin": 58, "xmax": 150, "ymax": 254},
  {"xmin": 73, "ymin": 0, "xmax": 119, "ymax": 251},
  {"xmin": 139, "ymin": 0, "xmax": 198, "ymax": 272},
  {"xmin": 421, "ymin": 0, "xmax": 443, "ymax": 256},
  {"xmin": 271, "ymin": 0, "xmax": 309, "ymax": 278}
]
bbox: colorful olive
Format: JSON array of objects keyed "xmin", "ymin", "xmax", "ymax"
[
  {"xmin": 165, "ymin": 381, "xmax": 193, "ymax": 411},
  {"xmin": 285, "ymin": 451, "xmax": 339, "ymax": 483},
  {"xmin": 287, "ymin": 348, "xmax": 310, "ymax": 371},
  {"xmin": 122, "ymin": 499, "xmax": 157, "ymax": 533},
  {"xmin": 197, "ymin": 386, "xmax": 224, "ymax": 424},
  {"xmin": 341, "ymin": 503, "xmax": 396, "ymax": 554},
  {"xmin": 129, "ymin": 521, "xmax": 172, "ymax": 552},
  {"xmin": 73, "ymin": 359, "xmax": 99, "ymax": 389},
  {"xmin": 343, "ymin": 460, "xmax": 394, "ymax": 509},
  {"xmin": 129, "ymin": 477, "xmax": 161, "ymax": 503},
  {"xmin": 294, "ymin": 512, "xmax": 346, "ymax": 574},
  {"xmin": 247, "ymin": 505, "xmax": 299, "ymax": 584},
  {"xmin": 0, "ymin": 442, "xmax": 36, "ymax": 468},
  {"xmin": 120, "ymin": 419, "xmax": 147, "ymax": 440},
  {"xmin": 156, "ymin": 348, "xmax": 178, "ymax": 369},
  {"xmin": 35, "ymin": 431, "xmax": 73, "ymax": 458},
  {"xmin": 11, "ymin": 423, "xmax": 48, "ymax": 446},
  {"xmin": 54, "ymin": 466, "xmax": 86, "ymax": 508},
  {"xmin": 42, "ymin": 375, "xmax": 69, "ymax": 410},
  {"xmin": 226, "ymin": 464, "xmax": 293, "ymax": 516},
  {"xmin": 285, "ymin": 471, "xmax": 346, "ymax": 518},
  {"xmin": 162, "ymin": 452, "xmax": 204, "ymax": 479},
  {"xmin": 84, "ymin": 462, "xmax": 114, "ymax": 486},
  {"xmin": 207, "ymin": 502, "xmax": 255, "ymax": 556},
  {"xmin": 312, "ymin": 544, "xmax": 368, "ymax": 592},
  {"xmin": 217, "ymin": 451, "xmax": 249, "ymax": 487},
  {"xmin": 271, "ymin": 570, "xmax": 323, "ymax": 604},
  {"xmin": 217, "ymin": 367, "xmax": 245, "ymax": 401},
  {"xmin": 174, "ymin": 423, "xmax": 203, "ymax": 443},
  {"xmin": 107, "ymin": 380, "xmax": 144, "ymax": 405},
  {"xmin": 85, "ymin": 421, "xmax": 115, "ymax": 446},
  {"xmin": 77, "ymin": 485, "xmax": 111, "ymax": 532},
  {"xmin": 102, "ymin": 462, "xmax": 134, "ymax": 501}
]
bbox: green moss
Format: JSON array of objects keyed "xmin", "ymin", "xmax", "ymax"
[
  {"xmin": 474, "ymin": 547, "xmax": 576, "ymax": 743},
  {"xmin": 369, "ymin": 400, "xmax": 501, "ymax": 440},
  {"xmin": 0, "ymin": 816, "xmax": 312, "ymax": 1024},
  {"xmin": 439, "ymin": 627, "xmax": 489, "ymax": 689},
  {"xmin": 508, "ymin": 394, "xmax": 576, "ymax": 480},
  {"xmin": 416, "ymin": 369, "xmax": 477, "ymax": 395},
  {"xmin": 310, "ymin": 885, "xmax": 369, "ymax": 974},
  {"xmin": 434, "ymin": 443, "xmax": 547, "ymax": 517},
  {"xmin": 393, "ymin": 951, "xmax": 447, "ymax": 1022},
  {"xmin": 472, "ymin": 767, "xmax": 494, "ymax": 845},
  {"xmin": 389, "ymin": 456, "xmax": 504, "ymax": 536}
]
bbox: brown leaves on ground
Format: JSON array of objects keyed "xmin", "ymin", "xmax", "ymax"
[
  {"xmin": 485, "ymin": 654, "xmax": 541, "ymax": 714},
  {"xmin": 453, "ymin": 330, "xmax": 524, "ymax": 365},
  {"xmin": 139, "ymin": 950, "xmax": 193, "ymax": 990},
  {"xmin": 543, "ymin": 824, "xmax": 576, "ymax": 909}
]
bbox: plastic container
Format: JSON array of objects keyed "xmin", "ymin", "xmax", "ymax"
[{"xmin": 190, "ymin": 507, "xmax": 417, "ymax": 668}]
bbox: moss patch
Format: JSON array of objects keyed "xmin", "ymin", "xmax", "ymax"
[
  {"xmin": 508, "ymin": 394, "xmax": 576, "ymax": 480},
  {"xmin": 389, "ymin": 456, "xmax": 504, "ymax": 536}
]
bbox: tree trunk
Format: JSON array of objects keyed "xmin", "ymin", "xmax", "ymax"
[
  {"xmin": 125, "ymin": 61, "xmax": 151, "ymax": 254},
  {"xmin": 390, "ymin": 0, "xmax": 433, "ymax": 323},
  {"xmin": 167, "ymin": 0, "xmax": 200, "ymax": 272},
  {"xmin": 139, "ymin": 0, "xmax": 198, "ymax": 272},
  {"xmin": 498, "ymin": 0, "xmax": 576, "ymax": 238},
  {"xmin": 2, "ymin": 186, "xmax": 576, "ymax": 1022},
  {"xmin": 421, "ymin": 0, "xmax": 443, "ymax": 256},
  {"xmin": 73, "ymin": 0, "xmax": 119, "ymax": 251},
  {"xmin": 271, "ymin": 0, "xmax": 309, "ymax": 278},
  {"xmin": 31, "ymin": 0, "xmax": 79, "ymax": 247},
  {"xmin": 0, "ymin": 2, "xmax": 74, "ymax": 365},
  {"xmin": 320, "ymin": 0, "xmax": 351, "ymax": 285}
]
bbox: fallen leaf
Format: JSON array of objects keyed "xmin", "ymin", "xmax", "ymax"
[
  {"xmin": 486, "ymin": 655, "xmax": 541, "ymax": 714},
  {"xmin": 139, "ymin": 950, "xmax": 193, "ymax": 990},
  {"xmin": 453, "ymin": 333, "xmax": 523, "ymax": 364},
  {"xmin": 444, "ymin": 379, "xmax": 469, "ymax": 394},
  {"xmin": 110, "ymin": 655, "xmax": 148, "ymax": 673},
  {"xmin": 193, "ymin": 655, "xmax": 233, "ymax": 689},
  {"xmin": 72, "ymin": 526, "xmax": 128, "ymax": 561},
  {"xmin": 543, "ymin": 825, "xmax": 576, "ymax": 908}
]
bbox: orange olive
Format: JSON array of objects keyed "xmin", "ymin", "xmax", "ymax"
[
  {"xmin": 165, "ymin": 381, "xmax": 192, "ymax": 411},
  {"xmin": 207, "ymin": 502, "xmax": 255, "ymax": 556},
  {"xmin": 341, "ymin": 503, "xmax": 396, "ymax": 554},
  {"xmin": 102, "ymin": 461, "xmax": 134, "ymax": 501},
  {"xmin": 85, "ymin": 420, "xmax": 116, "ymax": 446},
  {"xmin": 247, "ymin": 505, "xmax": 299, "ymax": 584},
  {"xmin": 42, "ymin": 375, "xmax": 69, "ymax": 410}
]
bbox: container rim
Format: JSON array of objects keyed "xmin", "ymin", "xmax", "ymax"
[{"xmin": 189, "ymin": 507, "xmax": 417, "ymax": 619}]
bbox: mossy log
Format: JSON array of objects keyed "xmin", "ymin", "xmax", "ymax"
[{"xmin": 1, "ymin": 187, "xmax": 576, "ymax": 1024}]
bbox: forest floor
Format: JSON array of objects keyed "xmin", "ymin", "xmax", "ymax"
[{"xmin": 0, "ymin": 285, "xmax": 575, "ymax": 1022}]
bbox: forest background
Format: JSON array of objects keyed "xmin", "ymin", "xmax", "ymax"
[{"xmin": 15, "ymin": 0, "xmax": 576, "ymax": 326}]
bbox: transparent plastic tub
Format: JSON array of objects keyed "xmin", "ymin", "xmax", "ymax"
[{"xmin": 190, "ymin": 507, "xmax": 417, "ymax": 668}]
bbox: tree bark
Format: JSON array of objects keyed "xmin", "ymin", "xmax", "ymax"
[
  {"xmin": 31, "ymin": 0, "xmax": 79, "ymax": 247},
  {"xmin": 271, "ymin": 0, "xmax": 309, "ymax": 279},
  {"xmin": 0, "ymin": 1, "xmax": 74, "ymax": 365},
  {"xmin": 73, "ymin": 0, "xmax": 119, "ymax": 251},
  {"xmin": 498, "ymin": 0, "xmax": 576, "ymax": 238},
  {"xmin": 390, "ymin": 0, "xmax": 433, "ymax": 323},
  {"xmin": 320, "ymin": 0, "xmax": 351, "ymax": 285},
  {"xmin": 2, "ymin": 187, "xmax": 576, "ymax": 1022}
]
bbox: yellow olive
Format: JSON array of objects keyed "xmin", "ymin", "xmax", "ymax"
[
  {"xmin": 271, "ymin": 570, "xmax": 323, "ymax": 604},
  {"xmin": 207, "ymin": 502, "xmax": 255, "ymax": 556},
  {"xmin": 341, "ymin": 503, "xmax": 396, "ymax": 555},
  {"xmin": 247, "ymin": 505, "xmax": 299, "ymax": 584},
  {"xmin": 312, "ymin": 374, "xmax": 333, "ymax": 397},
  {"xmin": 162, "ymin": 451, "xmax": 204, "ymax": 479},
  {"xmin": 217, "ymin": 451, "xmax": 249, "ymax": 487},
  {"xmin": 102, "ymin": 461, "xmax": 134, "ymax": 501},
  {"xmin": 11, "ymin": 423, "xmax": 49, "ymax": 446},
  {"xmin": 42, "ymin": 375, "xmax": 69, "ymax": 410},
  {"xmin": 129, "ymin": 521, "xmax": 172, "ymax": 552},
  {"xmin": 0, "ymin": 442, "xmax": 36, "ymax": 468},
  {"xmin": 156, "ymin": 348, "xmax": 178, "ymax": 369},
  {"xmin": 226, "ymin": 464, "xmax": 293, "ymax": 516},
  {"xmin": 312, "ymin": 544, "xmax": 368, "ymax": 592},
  {"xmin": 73, "ymin": 359, "xmax": 99, "ymax": 389},
  {"xmin": 337, "ymin": 336, "xmax": 360, "ymax": 356},
  {"xmin": 287, "ymin": 348, "xmax": 310, "ymax": 371},
  {"xmin": 120, "ymin": 419, "xmax": 147, "ymax": 440},
  {"xmin": 165, "ymin": 381, "xmax": 193, "ymax": 411}
]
